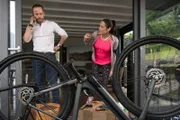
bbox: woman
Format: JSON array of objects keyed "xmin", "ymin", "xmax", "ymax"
[{"xmin": 84, "ymin": 19, "xmax": 119, "ymax": 105}]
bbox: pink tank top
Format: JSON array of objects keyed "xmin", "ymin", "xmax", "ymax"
[{"xmin": 93, "ymin": 36, "xmax": 111, "ymax": 65}]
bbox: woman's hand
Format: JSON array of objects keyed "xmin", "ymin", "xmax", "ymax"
[
  {"xmin": 109, "ymin": 70, "xmax": 113, "ymax": 77},
  {"xmin": 84, "ymin": 33, "xmax": 92, "ymax": 39}
]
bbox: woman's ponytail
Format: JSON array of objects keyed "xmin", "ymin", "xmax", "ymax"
[
  {"xmin": 102, "ymin": 19, "xmax": 117, "ymax": 36},
  {"xmin": 110, "ymin": 20, "xmax": 117, "ymax": 36}
]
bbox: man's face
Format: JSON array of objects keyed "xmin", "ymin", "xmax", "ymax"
[{"xmin": 33, "ymin": 7, "xmax": 45, "ymax": 24}]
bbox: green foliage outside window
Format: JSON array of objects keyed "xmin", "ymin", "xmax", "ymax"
[{"xmin": 146, "ymin": 4, "xmax": 180, "ymax": 61}]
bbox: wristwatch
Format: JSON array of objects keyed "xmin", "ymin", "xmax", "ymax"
[
  {"xmin": 28, "ymin": 24, "xmax": 33, "ymax": 27},
  {"xmin": 28, "ymin": 24, "xmax": 33, "ymax": 30}
]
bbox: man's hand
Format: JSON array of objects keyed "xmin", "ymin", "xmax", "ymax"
[
  {"xmin": 54, "ymin": 46, "xmax": 60, "ymax": 52},
  {"xmin": 30, "ymin": 16, "xmax": 36, "ymax": 24}
]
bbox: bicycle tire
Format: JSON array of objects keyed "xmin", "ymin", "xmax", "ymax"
[
  {"xmin": 0, "ymin": 52, "xmax": 75, "ymax": 120},
  {"xmin": 113, "ymin": 36, "xmax": 180, "ymax": 119}
]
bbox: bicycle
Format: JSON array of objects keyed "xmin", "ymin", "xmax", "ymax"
[{"xmin": 0, "ymin": 36, "xmax": 179, "ymax": 120}]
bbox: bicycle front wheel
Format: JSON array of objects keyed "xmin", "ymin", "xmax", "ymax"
[
  {"xmin": 113, "ymin": 36, "xmax": 180, "ymax": 119},
  {"xmin": 0, "ymin": 52, "xmax": 75, "ymax": 120}
]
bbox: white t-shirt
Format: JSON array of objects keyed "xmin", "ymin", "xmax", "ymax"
[{"xmin": 29, "ymin": 20, "xmax": 68, "ymax": 53}]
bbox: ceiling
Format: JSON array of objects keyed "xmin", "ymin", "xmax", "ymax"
[
  {"xmin": 22, "ymin": 0, "xmax": 180, "ymax": 41},
  {"xmin": 22, "ymin": 0, "xmax": 132, "ymax": 39}
]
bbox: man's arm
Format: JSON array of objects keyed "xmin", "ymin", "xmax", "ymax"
[
  {"xmin": 23, "ymin": 26, "xmax": 33, "ymax": 43},
  {"xmin": 53, "ymin": 22, "xmax": 68, "ymax": 52},
  {"xmin": 23, "ymin": 16, "xmax": 35, "ymax": 43},
  {"xmin": 54, "ymin": 35, "xmax": 68, "ymax": 51}
]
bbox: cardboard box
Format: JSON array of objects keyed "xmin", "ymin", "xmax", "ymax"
[
  {"xmin": 78, "ymin": 101, "xmax": 118, "ymax": 120},
  {"xmin": 28, "ymin": 102, "xmax": 60, "ymax": 120}
]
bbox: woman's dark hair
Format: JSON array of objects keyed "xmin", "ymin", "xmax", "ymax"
[
  {"xmin": 32, "ymin": 4, "xmax": 44, "ymax": 12},
  {"xmin": 102, "ymin": 19, "xmax": 117, "ymax": 36}
]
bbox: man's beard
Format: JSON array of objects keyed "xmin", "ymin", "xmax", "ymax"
[{"xmin": 37, "ymin": 18, "xmax": 43, "ymax": 24}]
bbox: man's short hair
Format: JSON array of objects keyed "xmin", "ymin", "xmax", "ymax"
[{"xmin": 32, "ymin": 4, "xmax": 44, "ymax": 11}]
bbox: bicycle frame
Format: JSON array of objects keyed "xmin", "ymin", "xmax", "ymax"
[
  {"xmin": 1, "ymin": 75, "xmax": 155, "ymax": 120},
  {"xmin": 67, "ymin": 60, "xmax": 156, "ymax": 120},
  {"xmin": 0, "ymin": 59, "xmax": 156, "ymax": 120},
  {"xmin": 62, "ymin": 61, "xmax": 130, "ymax": 120},
  {"xmin": 22, "ymin": 75, "xmax": 131, "ymax": 120},
  {"xmin": 71, "ymin": 76, "xmax": 131, "ymax": 120}
]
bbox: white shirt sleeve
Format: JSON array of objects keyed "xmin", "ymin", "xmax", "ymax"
[{"xmin": 52, "ymin": 22, "xmax": 68, "ymax": 37}]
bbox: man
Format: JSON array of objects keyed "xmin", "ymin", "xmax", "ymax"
[{"xmin": 23, "ymin": 4, "xmax": 68, "ymax": 103}]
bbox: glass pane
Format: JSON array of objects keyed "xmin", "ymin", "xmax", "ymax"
[{"xmin": 10, "ymin": 1, "xmax": 16, "ymax": 55}]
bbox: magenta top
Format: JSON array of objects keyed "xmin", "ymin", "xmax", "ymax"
[
  {"xmin": 93, "ymin": 35, "xmax": 111, "ymax": 65},
  {"xmin": 84, "ymin": 31, "xmax": 119, "ymax": 72}
]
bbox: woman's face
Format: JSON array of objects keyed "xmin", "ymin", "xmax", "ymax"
[{"xmin": 98, "ymin": 21, "xmax": 111, "ymax": 35}]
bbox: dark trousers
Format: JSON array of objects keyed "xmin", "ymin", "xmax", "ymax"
[
  {"xmin": 86, "ymin": 63, "xmax": 111, "ymax": 97},
  {"xmin": 32, "ymin": 52, "xmax": 60, "ymax": 103},
  {"xmin": 92, "ymin": 63, "xmax": 111, "ymax": 90}
]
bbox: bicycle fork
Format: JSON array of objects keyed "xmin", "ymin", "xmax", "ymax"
[
  {"xmin": 138, "ymin": 79, "xmax": 156, "ymax": 120},
  {"xmin": 139, "ymin": 68, "xmax": 165, "ymax": 120}
]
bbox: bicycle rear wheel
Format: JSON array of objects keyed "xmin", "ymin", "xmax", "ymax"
[
  {"xmin": 0, "ymin": 52, "xmax": 75, "ymax": 120},
  {"xmin": 113, "ymin": 36, "xmax": 180, "ymax": 119}
]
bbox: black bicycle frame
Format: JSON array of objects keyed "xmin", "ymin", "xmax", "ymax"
[
  {"xmin": 67, "ymin": 60, "xmax": 155, "ymax": 120},
  {"xmin": 71, "ymin": 76, "xmax": 131, "ymax": 120},
  {"xmin": 64, "ymin": 61, "xmax": 130, "ymax": 119}
]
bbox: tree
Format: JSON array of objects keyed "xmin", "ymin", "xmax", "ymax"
[{"xmin": 146, "ymin": 4, "xmax": 180, "ymax": 38}]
